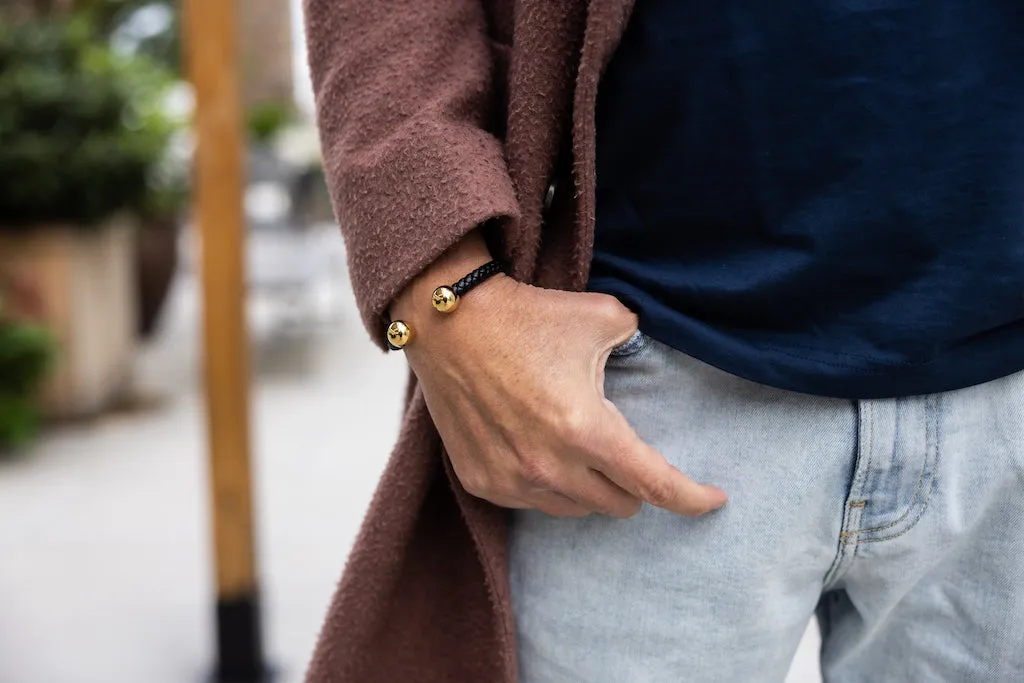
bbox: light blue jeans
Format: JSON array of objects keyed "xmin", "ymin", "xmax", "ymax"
[{"xmin": 509, "ymin": 332, "xmax": 1024, "ymax": 682}]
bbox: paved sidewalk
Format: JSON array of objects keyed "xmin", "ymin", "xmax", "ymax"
[
  {"xmin": 0, "ymin": 231, "xmax": 821, "ymax": 682},
  {"xmin": 0, "ymin": 233, "xmax": 403, "ymax": 682}
]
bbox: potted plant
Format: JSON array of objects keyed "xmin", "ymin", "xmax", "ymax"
[{"xmin": 0, "ymin": 15, "xmax": 163, "ymax": 417}]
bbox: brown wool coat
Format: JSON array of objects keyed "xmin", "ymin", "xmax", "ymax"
[{"xmin": 303, "ymin": 1, "xmax": 636, "ymax": 680}]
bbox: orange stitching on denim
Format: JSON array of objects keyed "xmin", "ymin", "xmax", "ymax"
[
  {"xmin": 851, "ymin": 395, "xmax": 941, "ymax": 545},
  {"xmin": 848, "ymin": 500, "xmax": 867, "ymax": 508},
  {"xmin": 824, "ymin": 405, "xmax": 869, "ymax": 586},
  {"xmin": 826, "ymin": 501, "xmax": 857, "ymax": 587},
  {"xmin": 853, "ymin": 496, "xmax": 934, "ymax": 544},
  {"xmin": 844, "ymin": 396, "xmax": 935, "ymax": 537},
  {"xmin": 839, "ymin": 506, "xmax": 866, "ymax": 543},
  {"xmin": 838, "ymin": 404, "xmax": 874, "ymax": 540},
  {"xmin": 838, "ymin": 502, "xmax": 857, "ymax": 544}
]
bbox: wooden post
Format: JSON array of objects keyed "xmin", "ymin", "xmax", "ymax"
[{"xmin": 181, "ymin": 1, "xmax": 268, "ymax": 680}]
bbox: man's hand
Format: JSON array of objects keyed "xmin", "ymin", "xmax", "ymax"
[{"xmin": 391, "ymin": 233, "xmax": 728, "ymax": 518}]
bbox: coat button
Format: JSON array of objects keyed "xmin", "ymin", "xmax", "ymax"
[{"xmin": 543, "ymin": 180, "xmax": 557, "ymax": 213}]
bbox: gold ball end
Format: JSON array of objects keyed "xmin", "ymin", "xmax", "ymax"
[
  {"xmin": 386, "ymin": 320, "xmax": 412, "ymax": 348},
  {"xmin": 431, "ymin": 286, "xmax": 459, "ymax": 313}
]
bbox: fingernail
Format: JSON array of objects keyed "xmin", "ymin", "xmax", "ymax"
[{"xmin": 703, "ymin": 485, "xmax": 729, "ymax": 510}]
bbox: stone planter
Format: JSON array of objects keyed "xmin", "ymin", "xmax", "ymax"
[{"xmin": 0, "ymin": 217, "xmax": 137, "ymax": 419}]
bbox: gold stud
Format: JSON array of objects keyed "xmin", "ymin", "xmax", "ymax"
[
  {"xmin": 386, "ymin": 320, "xmax": 412, "ymax": 349},
  {"xmin": 431, "ymin": 286, "xmax": 459, "ymax": 313}
]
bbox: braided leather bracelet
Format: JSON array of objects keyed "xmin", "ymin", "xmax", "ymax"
[
  {"xmin": 386, "ymin": 260, "xmax": 505, "ymax": 350},
  {"xmin": 430, "ymin": 260, "xmax": 504, "ymax": 313}
]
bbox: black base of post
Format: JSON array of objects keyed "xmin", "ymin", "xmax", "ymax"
[{"xmin": 213, "ymin": 591, "xmax": 273, "ymax": 683}]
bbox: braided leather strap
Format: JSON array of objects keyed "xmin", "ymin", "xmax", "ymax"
[{"xmin": 451, "ymin": 260, "xmax": 504, "ymax": 297}]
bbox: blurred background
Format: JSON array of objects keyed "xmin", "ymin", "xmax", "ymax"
[{"xmin": 0, "ymin": 1, "xmax": 820, "ymax": 681}]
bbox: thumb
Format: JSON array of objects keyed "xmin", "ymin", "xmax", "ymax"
[{"xmin": 596, "ymin": 405, "xmax": 729, "ymax": 516}]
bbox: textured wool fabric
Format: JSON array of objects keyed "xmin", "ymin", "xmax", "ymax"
[{"xmin": 303, "ymin": 1, "xmax": 635, "ymax": 681}]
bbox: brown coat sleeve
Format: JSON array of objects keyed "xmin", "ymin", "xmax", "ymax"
[{"xmin": 303, "ymin": 0, "xmax": 520, "ymax": 346}]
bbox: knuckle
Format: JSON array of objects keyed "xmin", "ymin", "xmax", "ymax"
[
  {"xmin": 558, "ymin": 407, "xmax": 593, "ymax": 444},
  {"xmin": 596, "ymin": 297, "xmax": 629, "ymax": 327},
  {"xmin": 519, "ymin": 459, "xmax": 557, "ymax": 489},
  {"xmin": 457, "ymin": 471, "xmax": 490, "ymax": 498},
  {"xmin": 641, "ymin": 479, "xmax": 676, "ymax": 508}
]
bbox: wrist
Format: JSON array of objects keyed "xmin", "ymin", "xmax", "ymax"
[{"xmin": 388, "ymin": 231, "xmax": 499, "ymax": 347}]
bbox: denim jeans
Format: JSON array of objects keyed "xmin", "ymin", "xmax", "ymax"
[{"xmin": 509, "ymin": 332, "xmax": 1024, "ymax": 682}]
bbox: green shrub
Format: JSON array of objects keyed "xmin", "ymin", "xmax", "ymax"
[
  {"xmin": 76, "ymin": 0, "xmax": 181, "ymax": 72},
  {"xmin": 112, "ymin": 47, "xmax": 189, "ymax": 220},
  {"xmin": 0, "ymin": 294, "xmax": 54, "ymax": 450},
  {"xmin": 0, "ymin": 16, "xmax": 176, "ymax": 228},
  {"xmin": 247, "ymin": 100, "xmax": 295, "ymax": 146}
]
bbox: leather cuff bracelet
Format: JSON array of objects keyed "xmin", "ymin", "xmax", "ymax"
[{"xmin": 386, "ymin": 260, "xmax": 505, "ymax": 350}]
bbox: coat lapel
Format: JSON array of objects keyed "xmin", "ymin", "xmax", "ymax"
[
  {"xmin": 504, "ymin": 0, "xmax": 588, "ymax": 282},
  {"xmin": 569, "ymin": 0, "xmax": 636, "ymax": 290}
]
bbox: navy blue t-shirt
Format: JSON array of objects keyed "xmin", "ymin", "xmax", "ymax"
[{"xmin": 589, "ymin": 0, "xmax": 1024, "ymax": 398}]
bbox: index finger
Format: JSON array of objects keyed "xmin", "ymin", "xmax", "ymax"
[{"xmin": 598, "ymin": 431, "xmax": 728, "ymax": 516}]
